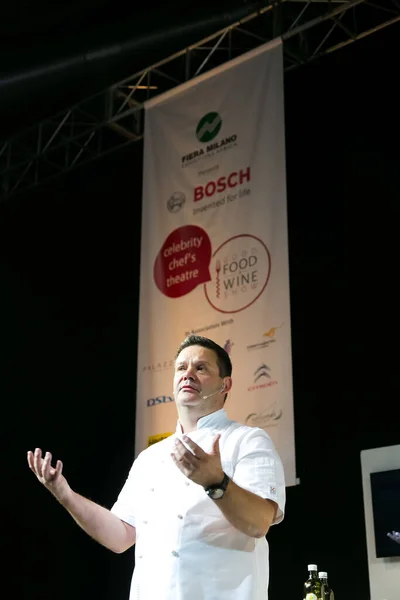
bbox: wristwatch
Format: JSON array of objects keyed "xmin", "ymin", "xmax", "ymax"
[{"xmin": 204, "ymin": 473, "xmax": 230, "ymax": 499}]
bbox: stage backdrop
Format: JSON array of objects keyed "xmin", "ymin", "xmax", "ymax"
[{"xmin": 136, "ymin": 38, "xmax": 297, "ymax": 486}]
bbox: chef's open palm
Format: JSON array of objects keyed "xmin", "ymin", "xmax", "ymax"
[{"xmin": 27, "ymin": 448, "xmax": 70, "ymax": 502}]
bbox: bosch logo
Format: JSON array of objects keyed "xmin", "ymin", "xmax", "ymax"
[
  {"xmin": 194, "ymin": 167, "xmax": 251, "ymax": 202},
  {"xmin": 146, "ymin": 395, "xmax": 175, "ymax": 408}
]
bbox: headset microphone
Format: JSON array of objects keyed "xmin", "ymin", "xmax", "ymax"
[{"xmin": 202, "ymin": 384, "xmax": 225, "ymax": 400}]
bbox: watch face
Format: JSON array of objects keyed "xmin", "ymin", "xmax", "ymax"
[{"xmin": 208, "ymin": 488, "xmax": 224, "ymax": 499}]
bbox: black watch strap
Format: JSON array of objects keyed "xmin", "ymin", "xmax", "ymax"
[{"xmin": 205, "ymin": 473, "xmax": 230, "ymax": 498}]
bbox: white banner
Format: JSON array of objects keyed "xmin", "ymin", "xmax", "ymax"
[{"xmin": 137, "ymin": 38, "xmax": 296, "ymax": 486}]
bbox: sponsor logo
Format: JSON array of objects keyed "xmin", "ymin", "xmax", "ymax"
[
  {"xmin": 245, "ymin": 401, "xmax": 283, "ymax": 428},
  {"xmin": 248, "ymin": 379, "xmax": 278, "ymax": 392},
  {"xmin": 246, "ymin": 323, "xmax": 283, "ymax": 351},
  {"xmin": 193, "ymin": 167, "xmax": 251, "ymax": 202},
  {"xmin": 248, "ymin": 364, "xmax": 278, "ymax": 392},
  {"xmin": 167, "ymin": 191, "xmax": 186, "ymax": 213},
  {"xmin": 223, "ymin": 339, "xmax": 234, "ymax": 355},
  {"xmin": 146, "ymin": 395, "xmax": 175, "ymax": 408},
  {"xmin": 142, "ymin": 360, "xmax": 174, "ymax": 373},
  {"xmin": 254, "ymin": 363, "xmax": 271, "ymax": 382},
  {"xmin": 204, "ymin": 234, "xmax": 271, "ymax": 314},
  {"xmin": 181, "ymin": 112, "xmax": 237, "ymax": 168},
  {"xmin": 196, "ymin": 112, "xmax": 222, "ymax": 143},
  {"xmin": 147, "ymin": 432, "xmax": 173, "ymax": 447}
]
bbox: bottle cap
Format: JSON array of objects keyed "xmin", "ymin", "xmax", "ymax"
[
  {"xmin": 319, "ymin": 572, "xmax": 327, "ymax": 578},
  {"xmin": 308, "ymin": 564, "xmax": 318, "ymax": 571}
]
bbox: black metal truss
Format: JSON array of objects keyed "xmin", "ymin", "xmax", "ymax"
[{"xmin": 1, "ymin": 0, "xmax": 399, "ymax": 202}]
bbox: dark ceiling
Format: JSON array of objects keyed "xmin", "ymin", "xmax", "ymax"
[
  {"xmin": 1, "ymin": 0, "xmax": 267, "ymax": 136},
  {"xmin": 2, "ymin": 0, "xmax": 242, "ymax": 66},
  {"xmin": 1, "ymin": 0, "xmax": 399, "ymax": 142}
]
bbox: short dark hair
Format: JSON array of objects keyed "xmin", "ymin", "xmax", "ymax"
[{"xmin": 175, "ymin": 334, "xmax": 232, "ymax": 378}]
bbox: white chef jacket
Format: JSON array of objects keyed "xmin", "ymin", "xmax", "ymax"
[{"xmin": 111, "ymin": 408, "xmax": 285, "ymax": 600}]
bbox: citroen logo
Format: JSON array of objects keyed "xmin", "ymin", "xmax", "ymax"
[{"xmin": 254, "ymin": 364, "xmax": 271, "ymax": 383}]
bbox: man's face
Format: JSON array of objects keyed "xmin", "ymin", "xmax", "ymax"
[{"xmin": 173, "ymin": 344, "xmax": 226, "ymax": 411}]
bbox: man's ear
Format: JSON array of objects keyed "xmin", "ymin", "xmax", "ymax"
[{"xmin": 222, "ymin": 377, "xmax": 232, "ymax": 393}]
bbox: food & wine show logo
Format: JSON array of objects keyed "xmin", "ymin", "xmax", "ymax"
[
  {"xmin": 204, "ymin": 234, "xmax": 271, "ymax": 314},
  {"xmin": 154, "ymin": 225, "xmax": 212, "ymax": 298}
]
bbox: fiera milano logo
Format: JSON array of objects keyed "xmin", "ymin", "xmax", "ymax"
[
  {"xmin": 196, "ymin": 112, "xmax": 222, "ymax": 142},
  {"xmin": 181, "ymin": 112, "xmax": 237, "ymax": 166}
]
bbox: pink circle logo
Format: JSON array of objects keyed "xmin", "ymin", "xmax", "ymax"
[
  {"xmin": 154, "ymin": 225, "xmax": 212, "ymax": 298},
  {"xmin": 204, "ymin": 234, "xmax": 271, "ymax": 313}
]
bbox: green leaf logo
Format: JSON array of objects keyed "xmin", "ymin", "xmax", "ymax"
[{"xmin": 196, "ymin": 112, "xmax": 222, "ymax": 143}]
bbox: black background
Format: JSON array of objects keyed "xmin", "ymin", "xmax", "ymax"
[{"xmin": 1, "ymin": 3, "xmax": 399, "ymax": 599}]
